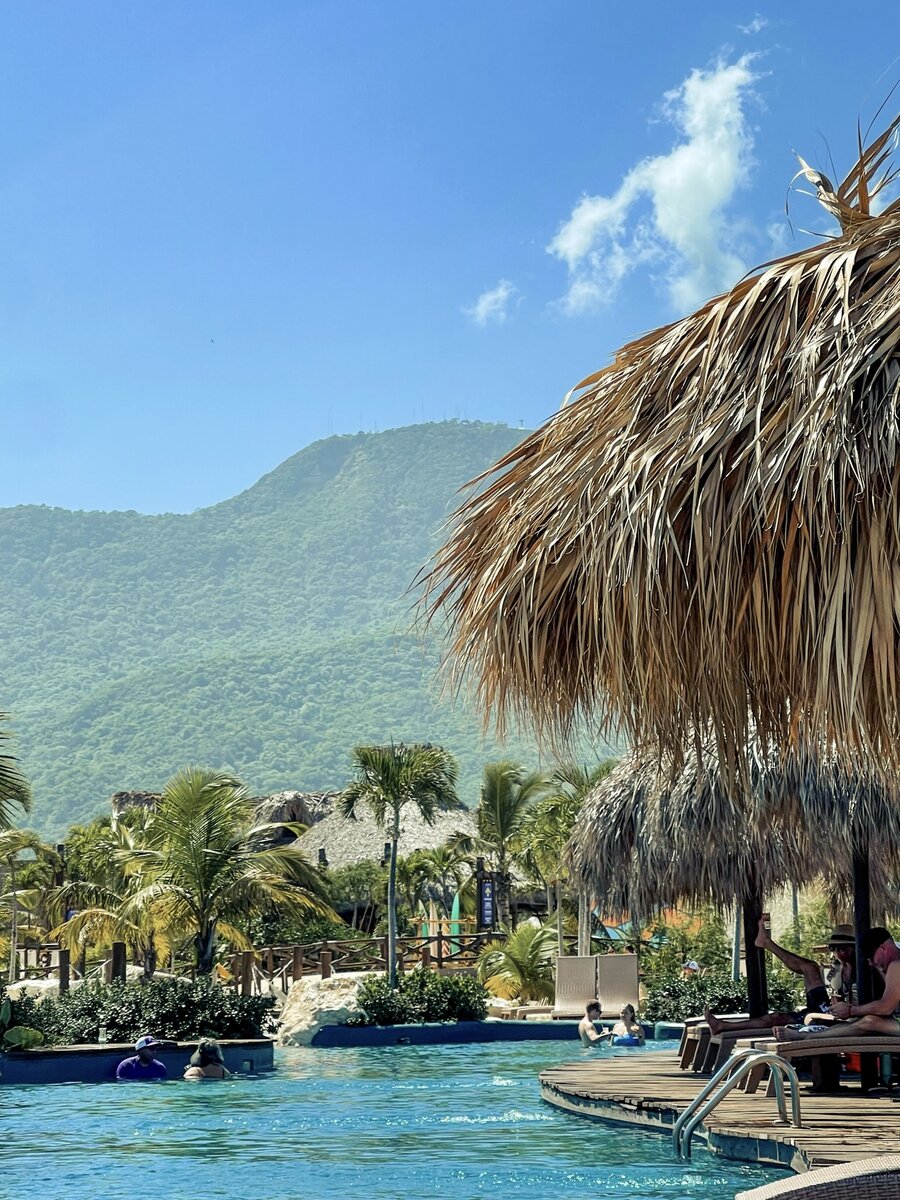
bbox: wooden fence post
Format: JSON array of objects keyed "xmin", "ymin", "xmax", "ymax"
[
  {"xmin": 240, "ymin": 951, "xmax": 254, "ymax": 996},
  {"xmin": 420, "ymin": 942, "xmax": 432, "ymax": 969},
  {"xmin": 292, "ymin": 945, "xmax": 304, "ymax": 986},
  {"xmin": 58, "ymin": 948, "xmax": 70, "ymax": 993},
  {"xmin": 320, "ymin": 950, "xmax": 332, "ymax": 979}
]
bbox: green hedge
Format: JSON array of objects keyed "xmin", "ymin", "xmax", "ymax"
[
  {"xmin": 1, "ymin": 980, "xmax": 276, "ymax": 1046},
  {"xmin": 352, "ymin": 969, "xmax": 488, "ymax": 1026},
  {"xmin": 641, "ymin": 972, "xmax": 801, "ymax": 1023}
]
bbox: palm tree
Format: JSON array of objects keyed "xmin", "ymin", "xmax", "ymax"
[
  {"xmin": 48, "ymin": 812, "xmax": 174, "ymax": 979},
  {"xmin": 0, "ymin": 721, "xmax": 31, "ymax": 833},
  {"xmin": 477, "ymin": 921, "xmax": 556, "ymax": 1003},
  {"xmin": 341, "ymin": 743, "xmax": 459, "ymax": 988},
  {"xmin": 453, "ymin": 761, "xmax": 547, "ymax": 926},
  {"xmin": 413, "ymin": 844, "xmax": 469, "ymax": 918},
  {"xmin": 125, "ymin": 767, "xmax": 332, "ymax": 975},
  {"xmin": 0, "ymin": 829, "xmax": 48, "ymax": 983}
]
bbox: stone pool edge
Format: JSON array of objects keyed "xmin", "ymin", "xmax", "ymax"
[
  {"xmin": 310, "ymin": 1018, "xmax": 677, "ymax": 1048},
  {"xmin": 0, "ymin": 1038, "xmax": 274, "ymax": 1084},
  {"xmin": 539, "ymin": 1077, "xmax": 809, "ymax": 1174}
]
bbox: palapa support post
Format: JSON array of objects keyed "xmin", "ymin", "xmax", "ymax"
[
  {"xmin": 852, "ymin": 844, "xmax": 879, "ymax": 1092},
  {"xmin": 741, "ymin": 886, "xmax": 768, "ymax": 1019},
  {"xmin": 110, "ymin": 941, "xmax": 127, "ymax": 984},
  {"xmin": 58, "ymin": 948, "xmax": 70, "ymax": 992},
  {"xmin": 240, "ymin": 950, "xmax": 253, "ymax": 995}
]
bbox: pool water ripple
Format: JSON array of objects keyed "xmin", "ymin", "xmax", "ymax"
[{"xmin": 4, "ymin": 1041, "xmax": 784, "ymax": 1198}]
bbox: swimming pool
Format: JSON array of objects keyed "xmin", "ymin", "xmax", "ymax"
[{"xmin": 5, "ymin": 1041, "xmax": 782, "ymax": 1199}]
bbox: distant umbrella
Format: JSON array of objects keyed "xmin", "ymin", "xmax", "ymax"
[{"xmin": 424, "ymin": 115, "xmax": 900, "ymax": 780}]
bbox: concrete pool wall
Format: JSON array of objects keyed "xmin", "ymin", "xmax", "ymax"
[{"xmin": 0, "ymin": 1038, "xmax": 274, "ymax": 1084}]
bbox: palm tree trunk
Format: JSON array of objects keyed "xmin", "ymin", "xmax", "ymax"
[
  {"xmin": 498, "ymin": 853, "xmax": 511, "ymax": 926},
  {"xmin": 7, "ymin": 857, "xmax": 18, "ymax": 982},
  {"xmin": 195, "ymin": 921, "xmax": 217, "ymax": 976},
  {"xmin": 577, "ymin": 888, "xmax": 590, "ymax": 956},
  {"xmin": 555, "ymin": 880, "xmax": 564, "ymax": 958},
  {"xmin": 387, "ymin": 810, "xmax": 400, "ymax": 989}
]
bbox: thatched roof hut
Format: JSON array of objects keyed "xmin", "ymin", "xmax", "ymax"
[
  {"xmin": 425, "ymin": 116, "xmax": 900, "ymax": 780},
  {"xmin": 568, "ymin": 742, "xmax": 900, "ymax": 923},
  {"xmin": 295, "ymin": 802, "xmax": 477, "ymax": 871}
]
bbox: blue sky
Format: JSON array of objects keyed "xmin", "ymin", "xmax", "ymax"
[{"xmin": 0, "ymin": 2, "xmax": 898, "ymax": 512}]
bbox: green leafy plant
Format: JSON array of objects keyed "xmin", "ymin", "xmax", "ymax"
[
  {"xmin": 477, "ymin": 922, "xmax": 556, "ymax": 1003},
  {"xmin": 10, "ymin": 979, "xmax": 275, "ymax": 1046},
  {"xmin": 353, "ymin": 968, "xmax": 488, "ymax": 1025},
  {"xmin": 0, "ymin": 994, "xmax": 44, "ymax": 1050},
  {"xmin": 642, "ymin": 971, "xmax": 800, "ymax": 1023}
]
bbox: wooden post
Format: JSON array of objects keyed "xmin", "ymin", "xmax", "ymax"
[
  {"xmin": 741, "ymin": 884, "xmax": 768, "ymax": 1019},
  {"xmin": 382, "ymin": 935, "xmax": 390, "ymax": 974},
  {"xmin": 292, "ymin": 945, "xmax": 304, "ymax": 985},
  {"xmin": 265, "ymin": 946, "xmax": 275, "ymax": 975},
  {"xmin": 111, "ymin": 941, "xmax": 127, "ymax": 983},
  {"xmin": 240, "ymin": 950, "xmax": 254, "ymax": 996},
  {"xmin": 320, "ymin": 950, "xmax": 332, "ymax": 979},
  {"xmin": 420, "ymin": 942, "xmax": 432, "ymax": 969},
  {"xmin": 436, "ymin": 934, "xmax": 444, "ymax": 970},
  {"xmin": 853, "ymin": 844, "xmax": 878, "ymax": 1092},
  {"xmin": 58, "ymin": 948, "xmax": 70, "ymax": 993}
]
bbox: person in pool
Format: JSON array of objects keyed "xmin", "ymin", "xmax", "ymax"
[
  {"xmin": 610, "ymin": 1004, "xmax": 644, "ymax": 1045},
  {"xmin": 184, "ymin": 1039, "xmax": 231, "ymax": 1079},
  {"xmin": 116, "ymin": 1035, "xmax": 167, "ymax": 1081},
  {"xmin": 578, "ymin": 1000, "xmax": 605, "ymax": 1046}
]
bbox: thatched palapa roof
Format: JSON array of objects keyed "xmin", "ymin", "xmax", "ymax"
[
  {"xmin": 295, "ymin": 801, "xmax": 477, "ymax": 871},
  {"xmin": 425, "ymin": 116, "xmax": 900, "ymax": 779},
  {"xmin": 568, "ymin": 739, "xmax": 900, "ymax": 921}
]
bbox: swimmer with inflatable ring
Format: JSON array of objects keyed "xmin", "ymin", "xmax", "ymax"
[{"xmin": 610, "ymin": 1004, "xmax": 644, "ymax": 1046}]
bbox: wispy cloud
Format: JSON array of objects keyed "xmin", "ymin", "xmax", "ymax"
[
  {"xmin": 547, "ymin": 55, "xmax": 760, "ymax": 314},
  {"xmin": 463, "ymin": 279, "xmax": 518, "ymax": 326},
  {"xmin": 738, "ymin": 15, "xmax": 768, "ymax": 35}
]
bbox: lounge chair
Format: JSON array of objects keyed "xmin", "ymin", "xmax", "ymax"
[
  {"xmin": 551, "ymin": 955, "xmax": 603, "ymax": 1019},
  {"xmin": 735, "ymin": 1154, "xmax": 900, "ymax": 1199},
  {"xmin": 596, "ymin": 953, "xmax": 639, "ymax": 1015},
  {"xmin": 745, "ymin": 1035, "xmax": 900, "ymax": 1095}
]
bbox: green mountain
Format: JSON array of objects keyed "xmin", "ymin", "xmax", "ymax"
[{"xmin": 0, "ymin": 421, "xmax": 617, "ymax": 837}]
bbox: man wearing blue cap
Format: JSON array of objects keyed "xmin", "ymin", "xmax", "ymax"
[{"xmin": 116, "ymin": 1035, "xmax": 167, "ymax": 1080}]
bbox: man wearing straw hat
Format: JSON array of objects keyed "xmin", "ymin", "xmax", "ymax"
[
  {"xmin": 705, "ymin": 919, "xmax": 856, "ymax": 1038},
  {"xmin": 777, "ymin": 927, "xmax": 900, "ymax": 1042}
]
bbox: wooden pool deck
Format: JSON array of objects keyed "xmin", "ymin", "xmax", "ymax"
[{"xmin": 540, "ymin": 1049, "xmax": 900, "ymax": 1174}]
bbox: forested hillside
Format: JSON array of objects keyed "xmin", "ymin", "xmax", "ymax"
[{"xmin": 0, "ymin": 421, "xmax": 616, "ymax": 836}]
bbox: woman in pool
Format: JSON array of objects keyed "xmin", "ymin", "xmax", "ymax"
[
  {"xmin": 184, "ymin": 1040, "xmax": 230, "ymax": 1080},
  {"xmin": 610, "ymin": 1004, "xmax": 644, "ymax": 1046}
]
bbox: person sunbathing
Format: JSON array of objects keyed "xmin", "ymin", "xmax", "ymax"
[
  {"xmin": 704, "ymin": 920, "xmax": 856, "ymax": 1037},
  {"xmin": 776, "ymin": 927, "xmax": 900, "ymax": 1041}
]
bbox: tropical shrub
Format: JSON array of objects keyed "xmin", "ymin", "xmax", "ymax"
[
  {"xmin": 353, "ymin": 968, "xmax": 488, "ymax": 1025},
  {"xmin": 0, "ymin": 993, "xmax": 44, "ymax": 1049},
  {"xmin": 11, "ymin": 979, "xmax": 276, "ymax": 1046},
  {"xmin": 642, "ymin": 971, "xmax": 800, "ymax": 1023},
  {"xmin": 477, "ymin": 922, "xmax": 555, "ymax": 1002}
]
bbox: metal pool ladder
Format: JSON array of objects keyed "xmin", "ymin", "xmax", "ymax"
[{"xmin": 673, "ymin": 1049, "xmax": 802, "ymax": 1159}]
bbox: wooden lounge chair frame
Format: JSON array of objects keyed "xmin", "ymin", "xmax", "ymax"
[{"xmin": 744, "ymin": 1035, "xmax": 900, "ymax": 1095}]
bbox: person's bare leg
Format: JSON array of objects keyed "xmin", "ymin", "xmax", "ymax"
[
  {"xmin": 704, "ymin": 1008, "xmax": 791, "ymax": 1036},
  {"xmin": 775, "ymin": 1014, "xmax": 900, "ymax": 1042},
  {"xmin": 755, "ymin": 917, "xmax": 823, "ymax": 993}
]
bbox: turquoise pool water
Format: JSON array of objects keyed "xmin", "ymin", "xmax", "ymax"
[{"xmin": 5, "ymin": 1042, "xmax": 782, "ymax": 1199}]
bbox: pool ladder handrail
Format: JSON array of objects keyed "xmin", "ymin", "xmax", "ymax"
[{"xmin": 673, "ymin": 1048, "xmax": 802, "ymax": 1159}]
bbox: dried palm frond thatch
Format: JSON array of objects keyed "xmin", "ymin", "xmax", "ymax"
[
  {"xmin": 424, "ymin": 116, "xmax": 900, "ymax": 778},
  {"xmin": 567, "ymin": 738, "xmax": 900, "ymax": 922}
]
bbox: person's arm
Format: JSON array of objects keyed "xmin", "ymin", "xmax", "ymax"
[{"xmin": 831, "ymin": 961, "xmax": 900, "ymax": 1019}]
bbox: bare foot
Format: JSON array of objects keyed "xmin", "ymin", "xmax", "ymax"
[
  {"xmin": 754, "ymin": 916, "xmax": 772, "ymax": 950},
  {"xmin": 774, "ymin": 1026, "xmax": 802, "ymax": 1042},
  {"xmin": 704, "ymin": 1007, "xmax": 723, "ymax": 1035}
]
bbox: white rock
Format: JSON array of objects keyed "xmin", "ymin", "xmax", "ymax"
[{"xmin": 276, "ymin": 972, "xmax": 368, "ymax": 1046}]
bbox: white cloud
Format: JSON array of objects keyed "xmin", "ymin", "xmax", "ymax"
[
  {"xmin": 548, "ymin": 55, "xmax": 760, "ymax": 314},
  {"xmin": 463, "ymin": 279, "xmax": 518, "ymax": 326},
  {"xmin": 738, "ymin": 15, "xmax": 768, "ymax": 35}
]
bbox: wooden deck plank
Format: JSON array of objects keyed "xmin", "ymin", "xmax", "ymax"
[{"xmin": 539, "ymin": 1049, "xmax": 900, "ymax": 1173}]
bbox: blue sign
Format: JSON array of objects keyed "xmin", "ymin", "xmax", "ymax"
[{"xmin": 480, "ymin": 877, "xmax": 495, "ymax": 928}]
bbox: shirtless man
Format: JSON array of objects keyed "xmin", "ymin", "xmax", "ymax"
[
  {"xmin": 704, "ymin": 919, "xmax": 855, "ymax": 1037},
  {"xmin": 776, "ymin": 927, "xmax": 900, "ymax": 1042},
  {"xmin": 578, "ymin": 1000, "xmax": 606, "ymax": 1046}
]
